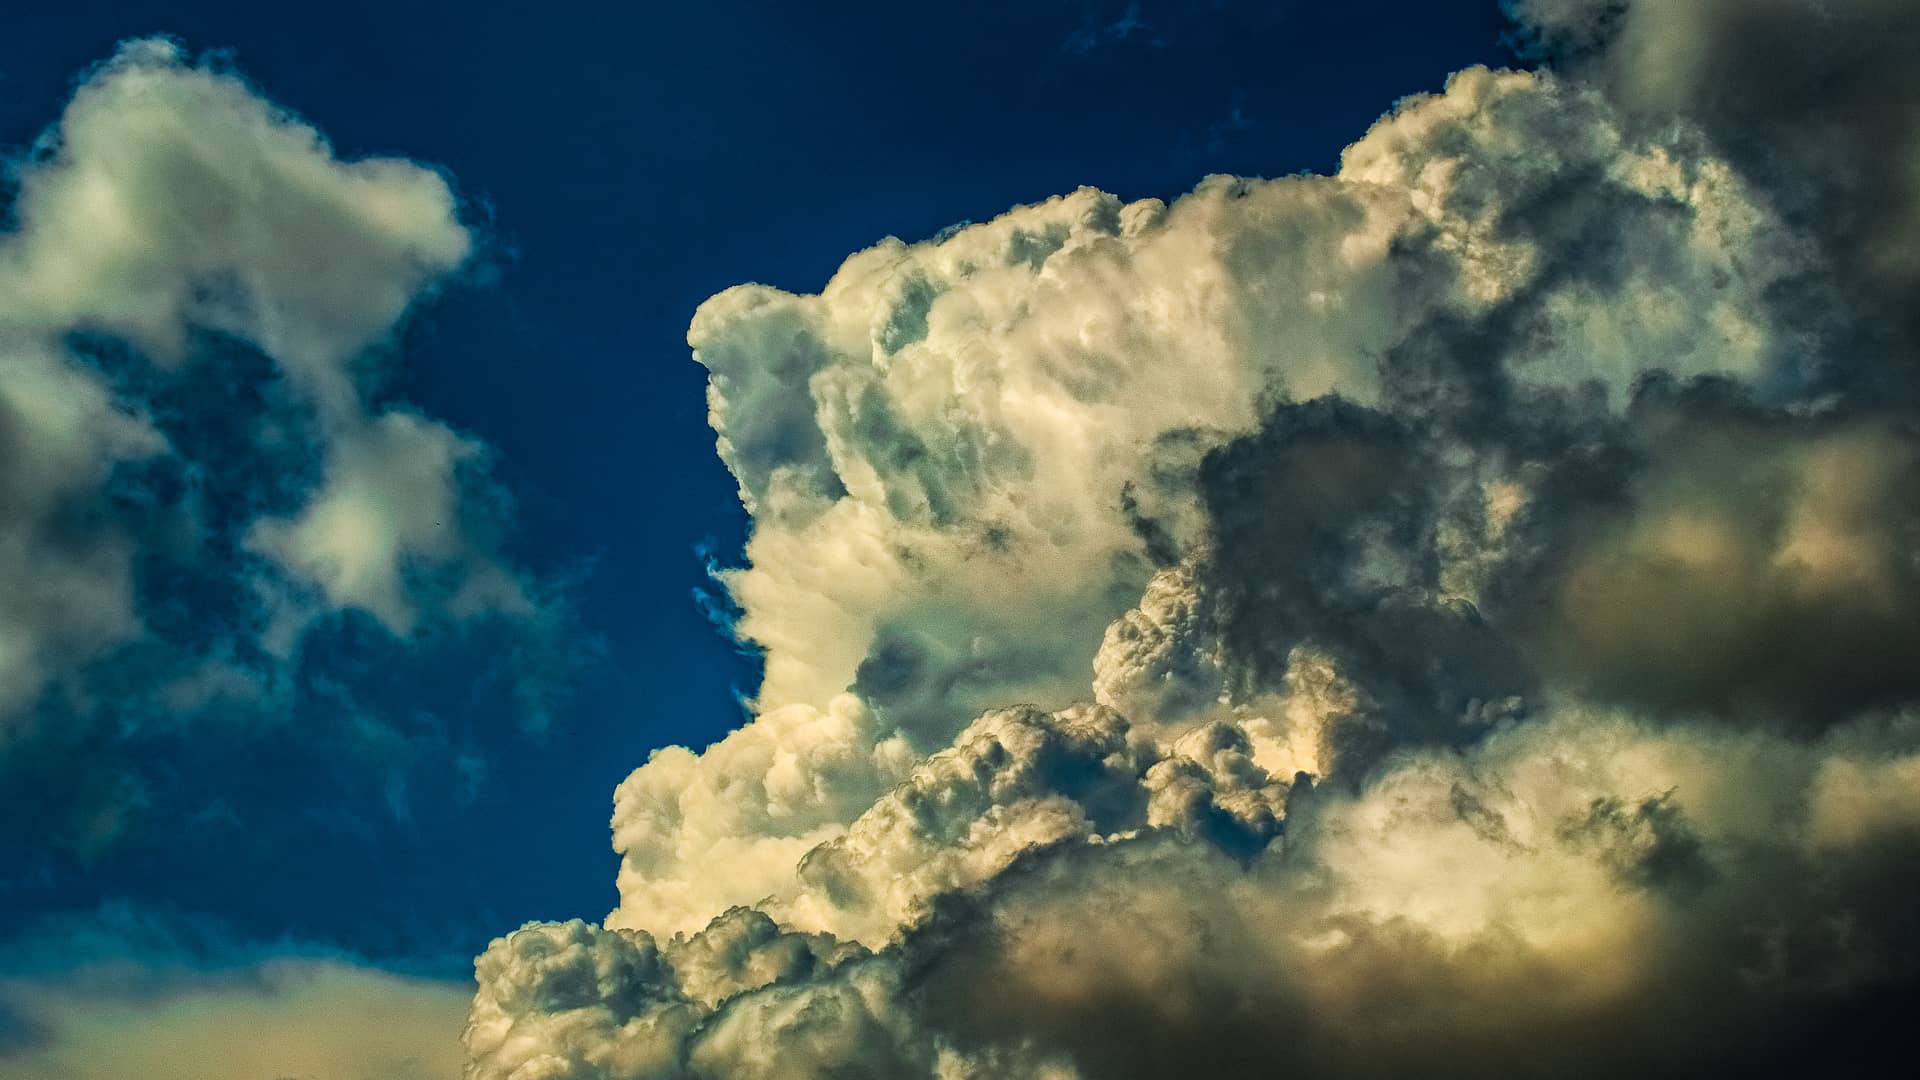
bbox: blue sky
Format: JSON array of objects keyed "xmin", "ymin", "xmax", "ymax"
[{"xmin": 0, "ymin": 0, "xmax": 1514, "ymax": 975}]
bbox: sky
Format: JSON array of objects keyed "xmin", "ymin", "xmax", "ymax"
[{"xmin": 5, "ymin": 1, "xmax": 1920, "ymax": 1078}]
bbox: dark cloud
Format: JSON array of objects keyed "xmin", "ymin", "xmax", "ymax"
[
  {"xmin": 1194, "ymin": 396, "xmax": 1534, "ymax": 778},
  {"xmin": 1513, "ymin": 0, "xmax": 1920, "ymax": 309}
]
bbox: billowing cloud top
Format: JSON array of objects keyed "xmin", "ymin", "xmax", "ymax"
[{"xmin": 471, "ymin": 1, "xmax": 1920, "ymax": 1076}]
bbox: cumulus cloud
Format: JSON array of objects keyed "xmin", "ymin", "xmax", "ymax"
[
  {"xmin": 249, "ymin": 410, "xmax": 531, "ymax": 642},
  {"xmin": 479, "ymin": 2, "xmax": 1920, "ymax": 1076},
  {"xmin": 609, "ymin": 694, "xmax": 916, "ymax": 939},
  {"xmin": 481, "ymin": 706, "xmax": 1920, "ymax": 1078},
  {"xmin": 0, "ymin": 39, "xmax": 469, "ymax": 402},
  {"xmin": 0, "ymin": 40, "xmax": 568, "ymax": 855}
]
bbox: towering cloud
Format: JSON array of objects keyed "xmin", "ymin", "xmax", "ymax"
[{"xmin": 473, "ymin": 2, "xmax": 1920, "ymax": 1076}]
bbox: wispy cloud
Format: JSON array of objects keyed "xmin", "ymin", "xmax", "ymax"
[{"xmin": 1061, "ymin": 2, "xmax": 1159, "ymax": 55}]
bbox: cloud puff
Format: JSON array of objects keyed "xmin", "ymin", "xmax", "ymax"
[
  {"xmin": 250, "ymin": 410, "xmax": 531, "ymax": 641},
  {"xmin": 0, "ymin": 39, "xmax": 469, "ymax": 409},
  {"xmin": 0, "ymin": 40, "xmax": 570, "ymax": 859},
  {"xmin": 609, "ymin": 694, "xmax": 916, "ymax": 939},
  {"xmin": 483, "ymin": 1, "xmax": 1920, "ymax": 1075},
  {"xmin": 465, "ymin": 913, "xmax": 875, "ymax": 1080}
]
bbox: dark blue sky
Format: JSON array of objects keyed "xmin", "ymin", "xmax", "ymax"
[{"xmin": 1, "ymin": 1, "xmax": 1516, "ymax": 974}]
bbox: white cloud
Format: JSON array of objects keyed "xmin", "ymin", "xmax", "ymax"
[
  {"xmin": 609, "ymin": 694, "xmax": 916, "ymax": 939},
  {"xmin": 0, "ymin": 335, "xmax": 162, "ymax": 717},
  {"xmin": 685, "ymin": 61, "xmax": 1804, "ymax": 747},
  {"xmin": 483, "ymin": 703, "xmax": 1920, "ymax": 1077},
  {"xmin": 0, "ymin": 37, "xmax": 524, "ymax": 670},
  {"xmin": 0, "ymin": 38, "xmax": 562, "ymax": 845},
  {"xmin": 0, "ymin": 950, "xmax": 467, "ymax": 1080},
  {"xmin": 250, "ymin": 410, "xmax": 530, "ymax": 642},
  {"xmin": 0, "ymin": 38, "xmax": 469, "ymax": 414},
  {"xmin": 605, "ymin": 56, "xmax": 1809, "ymax": 937},
  {"xmin": 488, "ymin": 1, "xmax": 1920, "ymax": 1073},
  {"xmin": 0, "ymin": 957, "xmax": 464, "ymax": 1076}
]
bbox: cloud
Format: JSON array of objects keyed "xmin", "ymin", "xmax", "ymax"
[
  {"xmin": 0, "ymin": 38, "xmax": 469, "ymax": 411},
  {"xmin": 1524, "ymin": 399, "xmax": 1920, "ymax": 721},
  {"xmin": 609, "ymin": 694, "xmax": 917, "ymax": 939},
  {"xmin": 249, "ymin": 410, "xmax": 531, "ymax": 641},
  {"xmin": 602, "ymin": 62, "xmax": 1804, "ymax": 935},
  {"xmin": 0, "ymin": 39, "xmax": 572, "ymax": 857},
  {"xmin": 0, "ymin": 959, "xmax": 467, "ymax": 1080},
  {"xmin": 480, "ymin": 1, "xmax": 1920, "ymax": 1075},
  {"xmin": 1506, "ymin": 0, "xmax": 1920, "ymax": 311},
  {"xmin": 0, "ymin": 911, "xmax": 467, "ymax": 1080},
  {"xmin": 1061, "ymin": 3, "xmax": 1156, "ymax": 55},
  {"xmin": 480, "ymin": 706, "xmax": 1920, "ymax": 1078}
]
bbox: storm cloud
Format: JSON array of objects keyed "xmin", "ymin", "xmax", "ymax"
[{"xmin": 472, "ymin": 2, "xmax": 1920, "ymax": 1076}]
